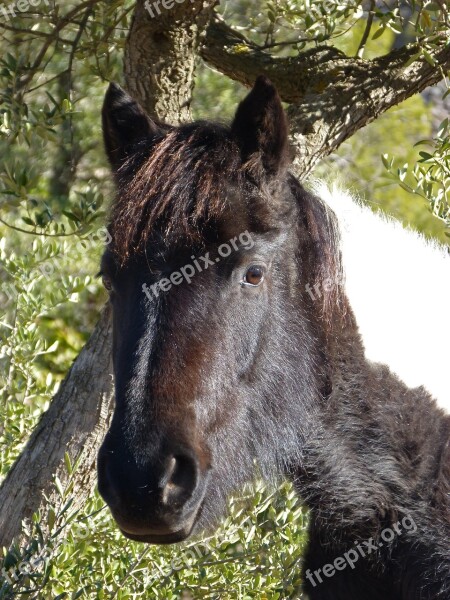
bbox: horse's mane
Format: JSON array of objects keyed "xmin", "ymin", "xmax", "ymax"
[
  {"xmin": 110, "ymin": 122, "xmax": 241, "ymax": 263},
  {"xmin": 287, "ymin": 175, "xmax": 348, "ymax": 333}
]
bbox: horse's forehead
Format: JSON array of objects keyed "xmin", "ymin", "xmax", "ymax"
[
  {"xmin": 157, "ymin": 195, "xmax": 254, "ymax": 249},
  {"xmin": 128, "ymin": 193, "xmax": 281, "ymax": 266}
]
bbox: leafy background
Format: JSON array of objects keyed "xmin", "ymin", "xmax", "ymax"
[{"xmin": 0, "ymin": 1, "xmax": 448, "ymax": 598}]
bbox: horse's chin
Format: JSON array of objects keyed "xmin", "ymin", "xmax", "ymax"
[
  {"xmin": 116, "ymin": 500, "xmax": 205, "ymax": 545},
  {"xmin": 120, "ymin": 528, "xmax": 192, "ymax": 545}
]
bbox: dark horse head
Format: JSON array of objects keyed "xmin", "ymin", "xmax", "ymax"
[{"xmin": 97, "ymin": 76, "xmax": 350, "ymax": 544}]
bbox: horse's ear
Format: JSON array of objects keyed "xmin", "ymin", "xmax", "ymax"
[
  {"xmin": 231, "ymin": 75, "xmax": 289, "ymax": 177},
  {"xmin": 102, "ymin": 82, "xmax": 167, "ymax": 170}
]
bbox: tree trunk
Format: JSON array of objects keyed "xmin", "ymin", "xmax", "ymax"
[
  {"xmin": 124, "ymin": 0, "xmax": 216, "ymax": 122},
  {"xmin": 1, "ymin": 3, "xmax": 448, "ymax": 551},
  {"xmin": 0, "ymin": 306, "xmax": 113, "ymax": 549}
]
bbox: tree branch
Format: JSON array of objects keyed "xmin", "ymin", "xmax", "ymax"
[
  {"xmin": 201, "ymin": 18, "xmax": 450, "ymax": 176},
  {"xmin": 356, "ymin": 0, "xmax": 375, "ymax": 58},
  {"xmin": 17, "ymin": 0, "xmax": 103, "ymax": 91}
]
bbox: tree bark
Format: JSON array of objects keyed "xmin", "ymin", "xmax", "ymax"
[
  {"xmin": 0, "ymin": 0, "xmax": 217, "ymax": 551},
  {"xmin": 201, "ymin": 18, "xmax": 450, "ymax": 176},
  {"xmin": 124, "ymin": 0, "xmax": 217, "ymax": 122},
  {"xmin": 1, "ymin": 3, "xmax": 448, "ymax": 550},
  {"xmin": 0, "ymin": 306, "xmax": 114, "ymax": 549}
]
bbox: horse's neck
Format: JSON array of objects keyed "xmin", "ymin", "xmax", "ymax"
[{"xmin": 314, "ymin": 181, "xmax": 450, "ymax": 414}]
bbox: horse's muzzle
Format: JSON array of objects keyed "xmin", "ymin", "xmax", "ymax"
[{"xmin": 97, "ymin": 432, "xmax": 208, "ymax": 544}]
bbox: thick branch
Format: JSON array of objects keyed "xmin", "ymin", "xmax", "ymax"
[{"xmin": 202, "ymin": 19, "xmax": 450, "ymax": 176}]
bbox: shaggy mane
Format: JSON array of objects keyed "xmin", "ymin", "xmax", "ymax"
[{"xmin": 110, "ymin": 122, "xmax": 242, "ymax": 263}]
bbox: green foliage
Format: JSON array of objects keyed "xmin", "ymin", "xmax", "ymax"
[
  {"xmin": 316, "ymin": 93, "xmax": 449, "ymax": 242},
  {"xmin": 383, "ymin": 116, "xmax": 450, "ymax": 236},
  {"xmin": 217, "ymin": 0, "xmax": 448, "ymax": 53},
  {"xmin": 0, "ymin": 225, "xmax": 107, "ymax": 473},
  {"xmin": 0, "ymin": 478, "xmax": 307, "ymax": 599}
]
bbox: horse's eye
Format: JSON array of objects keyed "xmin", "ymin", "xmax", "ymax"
[
  {"xmin": 242, "ymin": 265, "xmax": 265, "ymax": 287},
  {"xmin": 102, "ymin": 275, "xmax": 113, "ymax": 291}
]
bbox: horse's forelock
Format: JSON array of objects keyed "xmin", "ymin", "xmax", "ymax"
[{"xmin": 109, "ymin": 123, "xmax": 243, "ymax": 264}]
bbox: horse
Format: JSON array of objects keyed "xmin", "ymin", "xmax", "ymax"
[{"xmin": 97, "ymin": 76, "xmax": 450, "ymax": 599}]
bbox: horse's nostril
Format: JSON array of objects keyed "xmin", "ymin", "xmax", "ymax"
[{"xmin": 160, "ymin": 454, "xmax": 198, "ymax": 508}]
